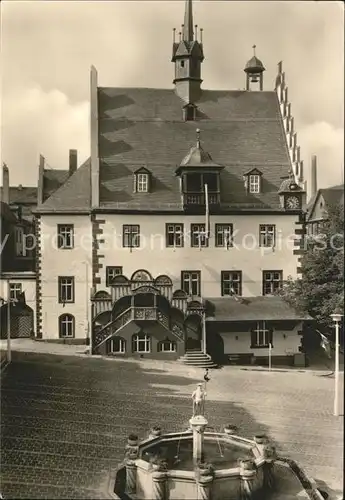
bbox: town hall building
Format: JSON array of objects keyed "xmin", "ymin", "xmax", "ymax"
[{"xmin": 32, "ymin": 0, "xmax": 310, "ymax": 366}]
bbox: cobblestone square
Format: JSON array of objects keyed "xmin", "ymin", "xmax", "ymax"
[{"xmin": 1, "ymin": 352, "xmax": 343, "ymax": 499}]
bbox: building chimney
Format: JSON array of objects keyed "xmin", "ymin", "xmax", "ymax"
[
  {"xmin": 69, "ymin": 149, "xmax": 78, "ymax": 176},
  {"xmin": 2, "ymin": 163, "xmax": 9, "ymax": 204},
  {"xmin": 37, "ymin": 155, "xmax": 45, "ymax": 205},
  {"xmin": 311, "ymin": 155, "xmax": 318, "ymax": 197}
]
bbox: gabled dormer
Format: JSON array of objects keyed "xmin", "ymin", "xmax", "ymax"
[
  {"xmin": 183, "ymin": 102, "xmax": 197, "ymax": 121},
  {"xmin": 175, "ymin": 129, "xmax": 224, "ymax": 209},
  {"xmin": 243, "ymin": 168, "xmax": 263, "ymax": 194},
  {"xmin": 133, "ymin": 167, "xmax": 151, "ymax": 193}
]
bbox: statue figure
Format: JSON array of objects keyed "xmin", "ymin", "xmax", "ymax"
[{"xmin": 192, "ymin": 383, "xmax": 206, "ymax": 416}]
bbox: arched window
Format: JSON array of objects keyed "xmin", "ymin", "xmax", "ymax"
[
  {"xmin": 59, "ymin": 314, "xmax": 75, "ymax": 338},
  {"xmin": 132, "ymin": 334, "xmax": 151, "ymax": 353},
  {"xmin": 158, "ymin": 340, "xmax": 177, "ymax": 353},
  {"xmin": 108, "ymin": 337, "xmax": 126, "ymax": 354}
]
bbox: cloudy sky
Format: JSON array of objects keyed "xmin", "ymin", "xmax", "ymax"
[{"xmin": 1, "ymin": 0, "xmax": 344, "ymax": 194}]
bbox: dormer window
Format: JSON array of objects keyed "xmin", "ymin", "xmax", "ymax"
[
  {"xmin": 183, "ymin": 104, "xmax": 197, "ymax": 122},
  {"xmin": 249, "ymin": 174, "xmax": 260, "ymax": 193},
  {"xmin": 243, "ymin": 168, "xmax": 263, "ymax": 194},
  {"xmin": 133, "ymin": 167, "xmax": 151, "ymax": 193}
]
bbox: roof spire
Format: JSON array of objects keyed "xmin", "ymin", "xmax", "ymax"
[
  {"xmin": 182, "ymin": 0, "xmax": 194, "ymax": 41},
  {"xmin": 253, "ymin": 44, "xmax": 256, "ymax": 56}
]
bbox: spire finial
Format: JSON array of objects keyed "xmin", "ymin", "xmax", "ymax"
[
  {"xmin": 182, "ymin": 0, "xmax": 194, "ymax": 42},
  {"xmin": 253, "ymin": 44, "xmax": 256, "ymax": 56},
  {"xmin": 200, "ymin": 28, "xmax": 203, "ymax": 44},
  {"xmin": 196, "ymin": 128, "xmax": 201, "ymax": 148},
  {"xmin": 173, "ymin": 28, "xmax": 176, "ymax": 43},
  {"xmin": 195, "ymin": 24, "xmax": 198, "ymax": 40}
]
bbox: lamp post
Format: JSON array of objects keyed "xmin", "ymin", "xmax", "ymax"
[{"xmin": 330, "ymin": 308, "xmax": 343, "ymax": 417}]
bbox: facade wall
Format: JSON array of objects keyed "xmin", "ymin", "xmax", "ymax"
[
  {"xmin": 95, "ymin": 213, "xmax": 300, "ymax": 297},
  {"xmin": 39, "ymin": 215, "xmax": 92, "ymax": 340},
  {"xmin": 218, "ymin": 323, "xmax": 302, "ymax": 358}
]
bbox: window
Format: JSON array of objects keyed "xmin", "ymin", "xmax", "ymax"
[
  {"xmin": 215, "ymin": 224, "xmax": 233, "ymax": 248},
  {"xmin": 132, "ymin": 334, "xmax": 151, "ymax": 353},
  {"xmin": 190, "ymin": 224, "xmax": 208, "ymax": 248},
  {"xmin": 259, "ymin": 225, "xmax": 276, "ymax": 247},
  {"xmin": 186, "ymin": 173, "xmax": 202, "ymax": 192},
  {"xmin": 15, "ymin": 227, "xmax": 24, "ymax": 256},
  {"xmin": 249, "ymin": 175, "xmax": 261, "ymax": 194},
  {"xmin": 185, "ymin": 105, "xmax": 195, "ymax": 121},
  {"xmin": 181, "ymin": 271, "xmax": 201, "ymax": 296},
  {"xmin": 166, "ymin": 223, "xmax": 184, "ymax": 248},
  {"xmin": 9, "ymin": 283, "xmax": 22, "ymax": 300},
  {"xmin": 59, "ymin": 314, "xmax": 75, "ymax": 338},
  {"xmin": 57, "ymin": 224, "xmax": 74, "ymax": 249},
  {"xmin": 58, "ymin": 277, "xmax": 75, "ymax": 303},
  {"xmin": 158, "ymin": 341, "xmax": 177, "ymax": 352},
  {"xmin": 137, "ymin": 173, "xmax": 149, "ymax": 193},
  {"xmin": 262, "ymin": 271, "xmax": 283, "ymax": 295},
  {"xmin": 123, "ymin": 225, "xmax": 140, "ymax": 248},
  {"xmin": 106, "ymin": 266, "xmax": 123, "ymax": 286},
  {"xmin": 181, "ymin": 60, "xmax": 185, "ymax": 68},
  {"xmin": 251, "ymin": 321, "xmax": 273, "ymax": 348},
  {"xmin": 221, "ymin": 271, "xmax": 242, "ymax": 296},
  {"xmin": 109, "ymin": 337, "xmax": 125, "ymax": 353}
]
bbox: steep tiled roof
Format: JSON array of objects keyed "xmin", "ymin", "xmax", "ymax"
[
  {"xmin": 208, "ymin": 296, "xmax": 311, "ymax": 321},
  {"xmin": 307, "ymin": 184, "xmax": 344, "ymax": 221},
  {"xmin": 35, "ymin": 159, "xmax": 91, "ymax": 213},
  {"xmin": 43, "ymin": 169, "xmax": 69, "ymax": 201},
  {"xmin": 98, "ymin": 87, "xmax": 291, "ymax": 211}
]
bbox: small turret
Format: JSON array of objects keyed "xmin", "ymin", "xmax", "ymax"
[{"xmin": 244, "ymin": 45, "xmax": 266, "ymax": 91}]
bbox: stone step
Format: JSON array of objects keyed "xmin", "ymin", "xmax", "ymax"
[{"xmin": 179, "ymin": 352, "xmax": 218, "ymax": 368}]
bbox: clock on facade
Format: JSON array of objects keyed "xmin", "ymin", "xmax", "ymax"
[{"xmin": 285, "ymin": 195, "xmax": 300, "ymax": 209}]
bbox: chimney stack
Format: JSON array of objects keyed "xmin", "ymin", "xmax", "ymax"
[
  {"xmin": 311, "ymin": 155, "xmax": 318, "ymax": 197},
  {"xmin": 69, "ymin": 149, "xmax": 78, "ymax": 176},
  {"xmin": 2, "ymin": 163, "xmax": 9, "ymax": 204}
]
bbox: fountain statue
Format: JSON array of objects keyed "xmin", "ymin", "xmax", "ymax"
[{"xmin": 113, "ymin": 380, "xmax": 325, "ymax": 500}]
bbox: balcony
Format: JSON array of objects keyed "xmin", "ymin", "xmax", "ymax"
[{"xmin": 183, "ymin": 191, "xmax": 220, "ymax": 207}]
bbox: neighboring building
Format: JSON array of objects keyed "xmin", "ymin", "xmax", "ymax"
[
  {"xmin": 34, "ymin": 0, "xmax": 310, "ymax": 365},
  {"xmin": 0, "ymin": 197, "xmax": 36, "ymax": 338},
  {"xmin": 306, "ymin": 156, "xmax": 344, "ymax": 235},
  {"xmin": 0, "ymin": 152, "xmax": 78, "ymax": 338}
]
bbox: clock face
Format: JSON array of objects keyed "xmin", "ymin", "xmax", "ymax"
[{"xmin": 285, "ymin": 195, "xmax": 300, "ymax": 209}]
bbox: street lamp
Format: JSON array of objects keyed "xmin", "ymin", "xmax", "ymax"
[{"xmin": 330, "ymin": 308, "xmax": 343, "ymax": 417}]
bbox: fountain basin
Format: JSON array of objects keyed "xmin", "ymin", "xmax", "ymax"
[{"xmin": 119, "ymin": 429, "xmax": 272, "ymax": 500}]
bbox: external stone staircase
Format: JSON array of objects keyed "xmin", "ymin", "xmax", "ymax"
[{"xmin": 179, "ymin": 350, "xmax": 218, "ymax": 368}]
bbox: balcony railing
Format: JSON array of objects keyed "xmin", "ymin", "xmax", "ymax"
[{"xmin": 183, "ymin": 192, "xmax": 220, "ymax": 206}]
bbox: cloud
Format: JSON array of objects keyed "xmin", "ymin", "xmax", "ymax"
[
  {"xmin": 1, "ymin": 87, "xmax": 89, "ymax": 185},
  {"xmin": 299, "ymin": 122, "xmax": 344, "ymax": 191}
]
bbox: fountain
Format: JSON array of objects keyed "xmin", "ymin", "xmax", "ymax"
[{"xmin": 112, "ymin": 383, "xmax": 324, "ymax": 499}]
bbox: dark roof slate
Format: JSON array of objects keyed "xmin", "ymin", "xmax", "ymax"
[
  {"xmin": 98, "ymin": 87, "xmax": 291, "ymax": 211},
  {"xmin": 36, "ymin": 159, "xmax": 91, "ymax": 213},
  {"xmin": 208, "ymin": 296, "xmax": 311, "ymax": 321},
  {"xmin": 0, "ymin": 186, "xmax": 37, "ymax": 205},
  {"xmin": 43, "ymin": 169, "xmax": 69, "ymax": 201},
  {"xmin": 0, "ymin": 201, "xmax": 18, "ymax": 223}
]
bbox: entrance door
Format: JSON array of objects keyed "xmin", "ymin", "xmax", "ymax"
[{"xmin": 206, "ymin": 332, "xmax": 225, "ymax": 363}]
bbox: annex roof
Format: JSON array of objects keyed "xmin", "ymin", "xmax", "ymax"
[
  {"xmin": 208, "ymin": 296, "xmax": 312, "ymax": 321},
  {"xmin": 35, "ymin": 159, "xmax": 91, "ymax": 214}
]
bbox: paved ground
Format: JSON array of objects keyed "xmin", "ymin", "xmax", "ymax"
[{"xmin": 0, "ymin": 351, "xmax": 343, "ymax": 499}]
